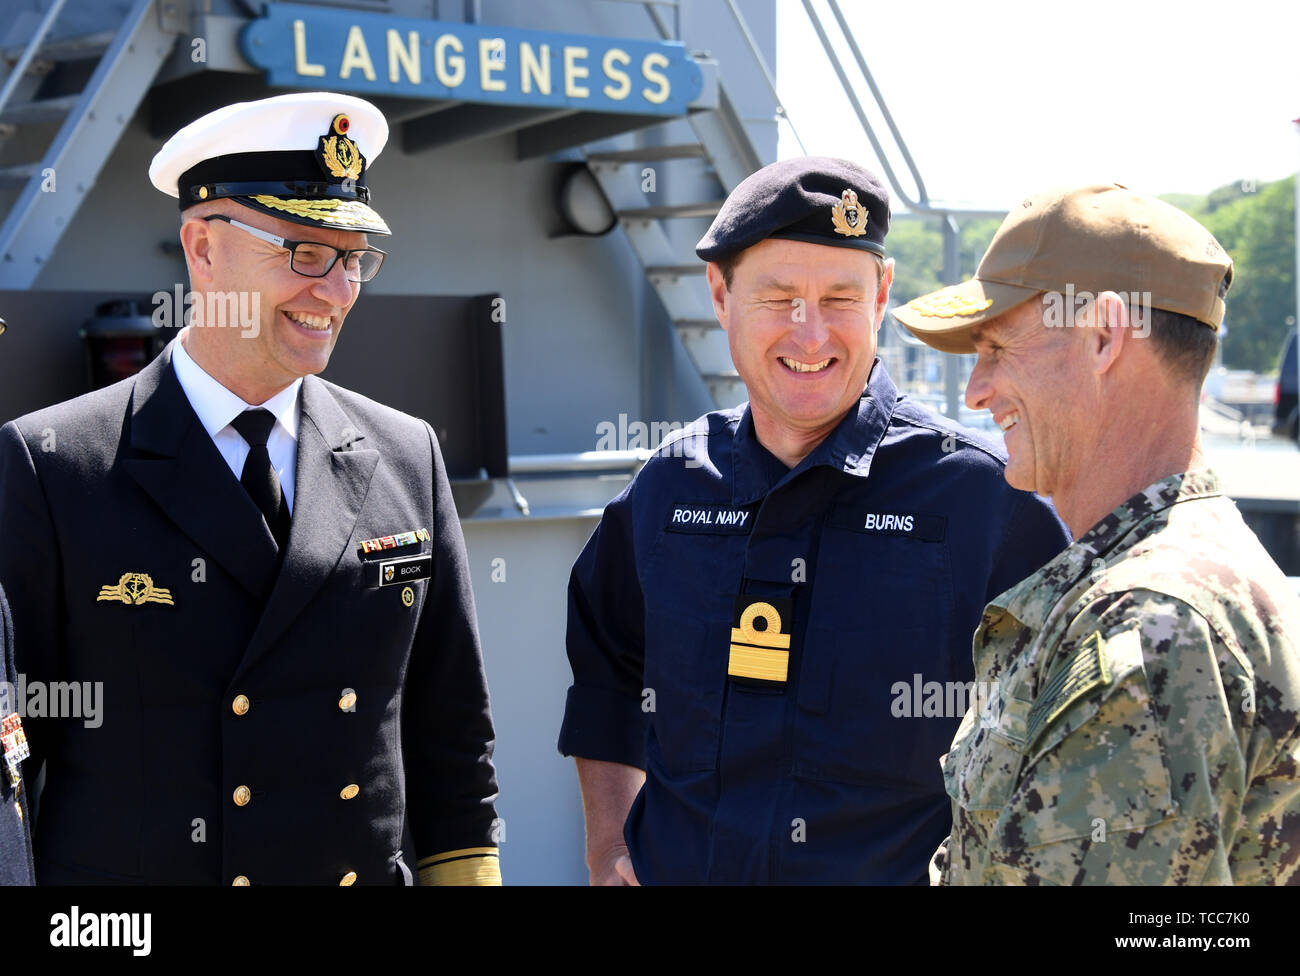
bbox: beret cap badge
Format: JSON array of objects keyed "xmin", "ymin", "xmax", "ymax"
[
  {"xmin": 317, "ymin": 113, "xmax": 365, "ymax": 182},
  {"xmin": 831, "ymin": 188, "xmax": 867, "ymax": 238}
]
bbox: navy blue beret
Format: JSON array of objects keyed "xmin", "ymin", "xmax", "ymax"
[{"xmin": 696, "ymin": 156, "xmax": 890, "ymax": 262}]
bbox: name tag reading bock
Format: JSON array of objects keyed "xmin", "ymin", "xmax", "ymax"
[
  {"xmin": 375, "ymin": 554, "xmax": 433, "ymax": 587},
  {"xmin": 664, "ymin": 502, "xmax": 756, "ymax": 535}
]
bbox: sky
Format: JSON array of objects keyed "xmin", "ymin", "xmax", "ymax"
[{"xmin": 775, "ymin": 0, "xmax": 1300, "ymax": 212}]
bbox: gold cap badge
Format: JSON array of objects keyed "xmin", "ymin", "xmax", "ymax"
[
  {"xmin": 316, "ymin": 113, "xmax": 365, "ymax": 182},
  {"xmin": 96, "ymin": 572, "xmax": 174, "ymax": 607},
  {"xmin": 831, "ymin": 189, "xmax": 868, "ymax": 238}
]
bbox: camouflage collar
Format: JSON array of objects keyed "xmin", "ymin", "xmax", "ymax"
[
  {"xmin": 989, "ymin": 469, "xmax": 1223, "ymax": 632},
  {"xmin": 1073, "ymin": 468, "xmax": 1222, "ymax": 560}
]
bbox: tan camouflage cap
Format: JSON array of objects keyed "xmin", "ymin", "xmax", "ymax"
[{"xmin": 892, "ymin": 183, "xmax": 1234, "ymax": 354}]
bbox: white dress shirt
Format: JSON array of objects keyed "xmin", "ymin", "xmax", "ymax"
[{"xmin": 171, "ymin": 333, "xmax": 302, "ymax": 513}]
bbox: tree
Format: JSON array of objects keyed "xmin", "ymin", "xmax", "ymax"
[{"xmin": 1188, "ymin": 177, "xmax": 1296, "ymax": 373}]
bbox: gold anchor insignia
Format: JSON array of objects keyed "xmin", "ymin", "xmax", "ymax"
[
  {"xmin": 831, "ymin": 188, "xmax": 868, "ymax": 238},
  {"xmin": 317, "ymin": 113, "xmax": 365, "ymax": 181},
  {"xmin": 96, "ymin": 572, "xmax": 175, "ymax": 607}
]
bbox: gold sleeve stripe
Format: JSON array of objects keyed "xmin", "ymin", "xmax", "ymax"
[
  {"xmin": 415, "ymin": 849, "xmax": 501, "ymax": 886},
  {"xmin": 416, "ymin": 846, "xmax": 499, "ymax": 868}
]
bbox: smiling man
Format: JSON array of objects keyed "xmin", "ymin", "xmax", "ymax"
[
  {"xmin": 558, "ymin": 158, "xmax": 1070, "ymax": 884},
  {"xmin": 0, "ymin": 93, "xmax": 500, "ymax": 885},
  {"xmin": 896, "ymin": 183, "xmax": 1300, "ymax": 884}
]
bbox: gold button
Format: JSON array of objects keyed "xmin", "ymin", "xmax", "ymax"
[
  {"xmin": 340, "ymin": 784, "xmax": 360, "ymax": 801},
  {"xmin": 199, "ymin": 185, "xmax": 209, "ymax": 200},
  {"xmin": 232, "ymin": 694, "xmax": 250, "ymax": 716},
  {"xmin": 339, "ymin": 871, "xmax": 357, "ymax": 886},
  {"xmin": 232, "ymin": 875, "xmax": 250, "ymax": 886},
  {"xmin": 338, "ymin": 692, "xmax": 357, "ymax": 711},
  {"xmin": 233, "ymin": 785, "xmax": 251, "ymax": 807}
]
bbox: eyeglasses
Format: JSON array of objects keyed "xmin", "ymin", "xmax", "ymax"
[{"xmin": 203, "ymin": 215, "xmax": 386, "ymax": 283}]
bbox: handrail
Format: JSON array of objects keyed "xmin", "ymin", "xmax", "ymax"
[
  {"xmin": 0, "ymin": 0, "xmax": 68, "ymax": 118},
  {"xmin": 631, "ymin": 0, "xmax": 681, "ymax": 43},
  {"xmin": 509, "ymin": 450, "xmax": 649, "ymax": 475},
  {"xmin": 720, "ymin": 0, "xmax": 807, "ymax": 155},
  {"xmin": 634, "ymin": 0, "xmax": 998, "ymax": 222},
  {"xmin": 823, "ymin": 0, "xmax": 929, "ymax": 206},
  {"xmin": 800, "ymin": 0, "xmax": 932, "ymax": 212},
  {"xmin": 636, "ymin": 0, "xmax": 805, "ymax": 152}
]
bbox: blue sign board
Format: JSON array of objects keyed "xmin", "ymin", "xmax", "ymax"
[{"xmin": 241, "ymin": 3, "xmax": 703, "ymax": 116}]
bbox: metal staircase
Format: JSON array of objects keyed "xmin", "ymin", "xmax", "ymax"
[
  {"xmin": 579, "ymin": 2, "xmax": 770, "ymax": 408},
  {"xmin": 0, "ymin": 0, "xmax": 179, "ymax": 289},
  {"xmin": 583, "ymin": 84, "xmax": 761, "ymax": 407}
]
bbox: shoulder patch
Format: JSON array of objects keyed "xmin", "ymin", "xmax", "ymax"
[{"xmin": 1025, "ymin": 631, "xmax": 1110, "ymax": 749}]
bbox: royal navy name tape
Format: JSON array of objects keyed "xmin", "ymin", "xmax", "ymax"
[
  {"xmin": 376, "ymin": 555, "xmax": 432, "ymax": 587},
  {"xmin": 665, "ymin": 503, "xmax": 755, "ymax": 534},
  {"xmin": 827, "ymin": 508, "xmax": 946, "ymax": 541}
]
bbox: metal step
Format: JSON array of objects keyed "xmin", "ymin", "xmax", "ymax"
[
  {"xmin": 0, "ymin": 93, "xmax": 76, "ymax": 125},
  {"xmin": 647, "ymin": 272, "xmax": 714, "ymax": 322},
  {"xmin": 618, "ymin": 211, "xmax": 694, "ymax": 268},
  {"xmin": 585, "ymin": 144, "xmax": 708, "ymax": 163},
  {"xmin": 589, "ymin": 152, "xmax": 722, "ymax": 216},
  {"xmin": 1, "ymin": 30, "xmax": 115, "ymax": 67},
  {"xmin": 688, "ymin": 86, "xmax": 764, "ymax": 194},
  {"xmin": 702, "ymin": 372, "xmax": 748, "ymax": 409},
  {"xmin": 676, "ymin": 326, "xmax": 732, "ymax": 377},
  {"xmin": 620, "ymin": 201, "xmax": 723, "ymax": 220}
]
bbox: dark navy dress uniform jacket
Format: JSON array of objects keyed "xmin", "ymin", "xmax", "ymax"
[
  {"xmin": 559, "ymin": 362, "xmax": 1070, "ymax": 883},
  {"xmin": 0, "ymin": 344, "xmax": 500, "ymax": 884}
]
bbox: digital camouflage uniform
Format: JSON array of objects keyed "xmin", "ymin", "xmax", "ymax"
[{"xmin": 939, "ymin": 469, "xmax": 1300, "ymax": 885}]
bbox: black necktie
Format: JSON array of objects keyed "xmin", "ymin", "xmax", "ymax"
[{"xmin": 231, "ymin": 409, "xmax": 291, "ymax": 551}]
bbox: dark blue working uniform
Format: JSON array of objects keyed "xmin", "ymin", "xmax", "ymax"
[{"xmin": 559, "ymin": 362, "xmax": 1069, "ymax": 883}]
